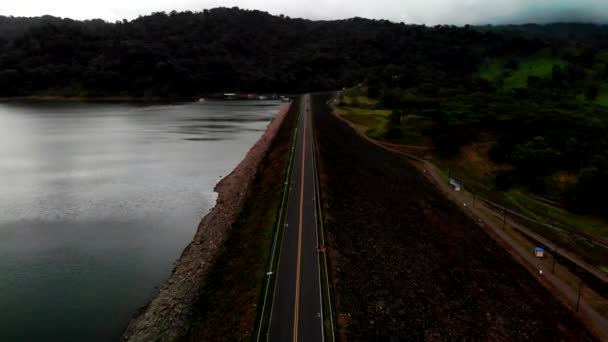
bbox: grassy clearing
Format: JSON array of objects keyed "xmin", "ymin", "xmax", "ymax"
[
  {"xmin": 400, "ymin": 115, "xmax": 433, "ymax": 145},
  {"xmin": 478, "ymin": 60, "xmax": 504, "ymax": 81},
  {"xmin": 336, "ymin": 106, "xmax": 391, "ymax": 139},
  {"xmin": 577, "ymin": 84, "xmax": 608, "ymax": 107},
  {"xmin": 341, "ymin": 86, "xmax": 364, "ymax": 98},
  {"xmin": 504, "ymin": 189, "xmax": 608, "ymax": 240},
  {"xmin": 596, "ymin": 50, "xmax": 608, "ymax": 63},
  {"xmin": 337, "ymin": 94, "xmax": 432, "ymax": 146},
  {"xmin": 504, "ymin": 58, "xmax": 565, "ymax": 89},
  {"xmin": 339, "ymin": 86, "xmax": 377, "ymax": 107},
  {"xmin": 595, "ymin": 86, "xmax": 608, "ymax": 106},
  {"xmin": 478, "ymin": 55, "xmax": 566, "ymax": 89}
]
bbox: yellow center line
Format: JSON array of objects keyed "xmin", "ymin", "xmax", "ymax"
[{"xmin": 293, "ymin": 101, "xmax": 307, "ymax": 342}]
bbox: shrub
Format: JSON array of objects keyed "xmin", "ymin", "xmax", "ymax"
[
  {"xmin": 495, "ymin": 170, "xmax": 515, "ymax": 191},
  {"xmin": 385, "ymin": 125, "xmax": 403, "ymax": 140}
]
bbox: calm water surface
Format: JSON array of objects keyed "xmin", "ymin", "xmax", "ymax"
[{"xmin": 0, "ymin": 100, "xmax": 280, "ymax": 341}]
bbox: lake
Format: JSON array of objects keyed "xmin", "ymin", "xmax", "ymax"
[{"xmin": 0, "ymin": 100, "xmax": 281, "ymax": 341}]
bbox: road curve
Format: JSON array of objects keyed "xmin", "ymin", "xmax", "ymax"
[{"xmin": 267, "ymin": 94, "xmax": 324, "ymax": 342}]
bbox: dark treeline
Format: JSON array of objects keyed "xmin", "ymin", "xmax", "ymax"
[
  {"xmin": 0, "ymin": 8, "xmax": 545, "ymax": 98},
  {"xmin": 478, "ymin": 23, "xmax": 608, "ymax": 44}
]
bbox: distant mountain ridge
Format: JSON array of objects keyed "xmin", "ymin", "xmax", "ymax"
[
  {"xmin": 0, "ymin": 15, "xmax": 70, "ymax": 40},
  {"xmin": 2, "ymin": 12, "xmax": 607, "ymax": 41},
  {"xmin": 476, "ymin": 23, "xmax": 608, "ymax": 42}
]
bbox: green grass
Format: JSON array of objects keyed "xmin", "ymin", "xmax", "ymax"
[
  {"xmin": 478, "ymin": 60, "xmax": 504, "ymax": 81},
  {"xmin": 341, "ymin": 86, "xmax": 364, "ymax": 98},
  {"xmin": 436, "ymin": 167, "xmax": 451, "ymax": 185},
  {"xmin": 338, "ymin": 106, "xmax": 391, "ymax": 138},
  {"xmin": 504, "ymin": 189, "xmax": 608, "ymax": 239},
  {"xmin": 478, "ymin": 55, "xmax": 566, "ymax": 89},
  {"xmin": 503, "ymin": 58, "xmax": 566, "ymax": 89},
  {"xmin": 577, "ymin": 84, "xmax": 608, "ymax": 107},
  {"xmin": 595, "ymin": 50, "xmax": 608, "ymax": 64},
  {"xmin": 596, "ymin": 89, "xmax": 608, "ymax": 107},
  {"xmin": 339, "ymin": 87, "xmax": 378, "ymax": 108},
  {"xmin": 596, "ymin": 84, "xmax": 608, "ymax": 106},
  {"xmin": 338, "ymin": 102, "xmax": 432, "ymax": 145},
  {"xmin": 399, "ymin": 115, "xmax": 433, "ymax": 145}
]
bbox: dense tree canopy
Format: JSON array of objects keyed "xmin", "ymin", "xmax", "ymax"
[{"xmin": 0, "ymin": 8, "xmax": 546, "ymax": 98}]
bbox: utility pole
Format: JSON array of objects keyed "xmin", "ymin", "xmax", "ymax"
[{"xmin": 576, "ymin": 278, "xmax": 583, "ymax": 313}]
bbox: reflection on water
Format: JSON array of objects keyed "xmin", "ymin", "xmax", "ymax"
[{"xmin": 0, "ymin": 100, "xmax": 280, "ymax": 341}]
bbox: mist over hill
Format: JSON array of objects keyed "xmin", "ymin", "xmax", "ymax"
[{"xmin": 490, "ymin": 6, "xmax": 608, "ymax": 25}]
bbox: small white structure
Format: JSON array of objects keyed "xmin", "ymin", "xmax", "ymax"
[
  {"xmin": 535, "ymin": 247, "xmax": 545, "ymax": 258},
  {"xmin": 449, "ymin": 178, "xmax": 462, "ymax": 192}
]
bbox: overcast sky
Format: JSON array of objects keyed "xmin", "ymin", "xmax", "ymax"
[{"xmin": 0, "ymin": 0, "xmax": 607, "ymax": 25}]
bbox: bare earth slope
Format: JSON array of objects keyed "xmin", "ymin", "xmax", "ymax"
[{"xmin": 312, "ymin": 93, "xmax": 594, "ymax": 341}]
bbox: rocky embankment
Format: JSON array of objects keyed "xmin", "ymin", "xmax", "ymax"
[
  {"xmin": 122, "ymin": 103, "xmax": 291, "ymax": 341},
  {"xmin": 312, "ymin": 93, "xmax": 594, "ymax": 341}
]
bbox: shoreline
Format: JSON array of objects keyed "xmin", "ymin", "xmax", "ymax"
[
  {"xmin": 0, "ymin": 94, "xmax": 294, "ymax": 103},
  {"xmin": 0, "ymin": 95, "xmax": 174, "ymax": 103},
  {"xmin": 122, "ymin": 102, "xmax": 292, "ymax": 341}
]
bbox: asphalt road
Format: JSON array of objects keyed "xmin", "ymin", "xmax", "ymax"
[{"xmin": 268, "ymin": 94, "xmax": 324, "ymax": 342}]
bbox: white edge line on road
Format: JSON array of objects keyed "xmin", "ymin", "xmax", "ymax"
[
  {"xmin": 266, "ymin": 109, "xmax": 301, "ymax": 341},
  {"xmin": 256, "ymin": 102, "xmax": 300, "ymax": 342},
  {"xmin": 309, "ymin": 95, "xmax": 326, "ymax": 342},
  {"xmin": 320, "ymin": 93, "xmax": 337, "ymax": 341}
]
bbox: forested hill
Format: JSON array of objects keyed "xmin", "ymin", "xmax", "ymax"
[
  {"xmin": 0, "ymin": 8, "xmax": 554, "ymax": 98},
  {"xmin": 478, "ymin": 23, "xmax": 608, "ymax": 43},
  {"xmin": 0, "ymin": 8, "xmax": 606, "ymax": 99}
]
